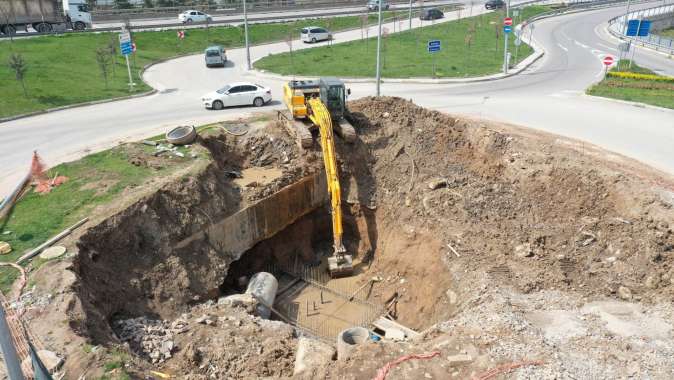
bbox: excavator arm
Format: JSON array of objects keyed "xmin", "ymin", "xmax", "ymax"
[{"xmin": 307, "ymin": 98, "xmax": 353, "ymax": 276}]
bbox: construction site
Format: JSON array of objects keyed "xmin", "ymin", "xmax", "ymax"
[{"xmin": 1, "ymin": 94, "xmax": 674, "ymax": 379}]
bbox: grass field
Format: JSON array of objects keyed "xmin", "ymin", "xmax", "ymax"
[
  {"xmin": 587, "ymin": 60, "xmax": 674, "ymax": 110},
  {"xmin": 658, "ymin": 27, "xmax": 674, "ymax": 39},
  {"xmin": 254, "ymin": 5, "xmax": 552, "ymax": 78},
  {"xmin": 0, "ymin": 10, "xmax": 441, "ymax": 119},
  {"xmin": 0, "ymin": 138, "xmax": 204, "ymax": 292}
]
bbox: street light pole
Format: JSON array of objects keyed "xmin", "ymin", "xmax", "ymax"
[
  {"xmin": 408, "ymin": 0, "xmax": 413, "ymax": 31},
  {"xmin": 503, "ymin": 0, "xmax": 510, "ymax": 74},
  {"xmin": 243, "ymin": 0, "xmax": 251, "ymax": 70},
  {"xmin": 376, "ymin": 1, "xmax": 383, "ymax": 96}
]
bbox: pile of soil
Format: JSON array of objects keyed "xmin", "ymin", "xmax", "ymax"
[{"xmin": 341, "ymin": 97, "xmax": 674, "ymax": 306}]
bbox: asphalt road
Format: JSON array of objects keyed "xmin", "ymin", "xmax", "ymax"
[
  {"xmin": 92, "ymin": 0, "xmax": 457, "ymax": 29},
  {"xmin": 1, "ymin": 1, "xmax": 673, "ymax": 197}
]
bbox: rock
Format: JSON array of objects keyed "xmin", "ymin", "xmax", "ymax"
[
  {"xmin": 385, "ymin": 328, "xmax": 406, "ymax": 341},
  {"xmin": 218, "ymin": 293, "xmax": 258, "ymax": 313},
  {"xmin": 382, "ymin": 112, "xmax": 390, "ymax": 118},
  {"xmin": 161, "ymin": 340, "xmax": 174, "ymax": 354},
  {"xmin": 618, "ymin": 286, "xmax": 632, "ymax": 300},
  {"xmin": 447, "ymin": 354, "xmax": 473, "ymax": 367},
  {"xmin": 514, "ymin": 243, "xmax": 534, "ymax": 258},
  {"xmin": 445, "ymin": 289, "xmax": 458, "ymax": 305},
  {"xmin": 428, "ymin": 178, "xmax": 448, "ymax": 190},
  {"xmin": 645, "ymin": 275, "xmax": 660, "ymax": 289},
  {"xmin": 293, "ymin": 337, "xmax": 335, "ymax": 376},
  {"xmin": 195, "ymin": 315, "xmax": 209, "ymax": 324}
]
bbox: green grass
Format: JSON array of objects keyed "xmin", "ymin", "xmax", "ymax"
[
  {"xmin": 587, "ymin": 60, "xmax": 674, "ymax": 109},
  {"xmin": 254, "ymin": 5, "xmax": 552, "ymax": 78},
  {"xmin": 658, "ymin": 27, "xmax": 674, "ymax": 39},
  {"xmin": 0, "ymin": 10, "xmax": 442, "ymax": 119}
]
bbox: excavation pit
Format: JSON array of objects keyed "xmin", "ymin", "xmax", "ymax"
[{"xmin": 64, "ymin": 98, "xmax": 674, "ymax": 378}]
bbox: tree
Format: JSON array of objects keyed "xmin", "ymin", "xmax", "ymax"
[
  {"xmin": 114, "ymin": 0, "xmax": 133, "ymax": 9},
  {"xmin": 107, "ymin": 34, "xmax": 118, "ymax": 78},
  {"xmin": 144, "ymin": 0, "xmax": 155, "ymax": 8},
  {"xmin": 8, "ymin": 53, "xmax": 28, "ymax": 97},
  {"xmin": 95, "ymin": 47, "xmax": 111, "ymax": 89}
]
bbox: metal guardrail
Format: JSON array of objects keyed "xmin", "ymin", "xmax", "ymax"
[{"xmin": 608, "ymin": 2, "xmax": 674, "ymax": 55}]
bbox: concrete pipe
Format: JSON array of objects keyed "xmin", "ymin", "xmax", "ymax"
[
  {"xmin": 336, "ymin": 327, "xmax": 370, "ymax": 361},
  {"xmin": 245, "ymin": 272, "xmax": 278, "ymax": 319}
]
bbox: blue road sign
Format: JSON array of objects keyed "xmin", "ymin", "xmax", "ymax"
[
  {"xmin": 503, "ymin": 25, "xmax": 512, "ymax": 34},
  {"xmin": 120, "ymin": 41, "xmax": 133, "ymax": 55},
  {"xmin": 427, "ymin": 40, "xmax": 441, "ymax": 53},
  {"xmin": 626, "ymin": 19, "xmax": 651, "ymax": 37}
]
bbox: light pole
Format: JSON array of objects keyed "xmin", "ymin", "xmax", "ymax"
[
  {"xmin": 376, "ymin": 1, "xmax": 383, "ymax": 96},
  {"xmin": 408, "ymin": 0, "xmax": 413, "ymax": 30},
  {"xmin": 503, "ymin": 0, "xmax": 510, "ymax": 74},
  {"xmin": 243, "ymin": 0, "xmax": 251, "ymax": 70}
]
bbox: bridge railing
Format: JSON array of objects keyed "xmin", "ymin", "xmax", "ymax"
[{"xmin": 608, "ymin": 2, "xmax": 674, "ymax": 56}]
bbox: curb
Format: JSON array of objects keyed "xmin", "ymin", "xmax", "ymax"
[
  {"xmin": 0, "ymin": 52, "xmax": 205, "ymax": 125},
  {"xmin": 582, "ymin": 93, "xmax": 674, "ymax": 112}
]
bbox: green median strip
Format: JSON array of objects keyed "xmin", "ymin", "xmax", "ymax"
[
  {"xmin": 587, "ymin": 60, "xmax": 674, "ymax": 110},
  {"xmin": 0, "ymin": 10, "xmax": 452, "ymax": 119},
  {"xmin": 254, "ymin": 5, "xmax": 552, "ymax": 78}
]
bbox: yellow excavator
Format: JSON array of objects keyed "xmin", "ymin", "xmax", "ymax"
[{"xmin": 279, "ymin": 78, "xmax": 355, "ymax": 277}]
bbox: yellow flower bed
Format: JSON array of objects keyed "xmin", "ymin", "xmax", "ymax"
[{"xmin": 607, "ymin": 71, "xmax": 674, "ymax": 82}]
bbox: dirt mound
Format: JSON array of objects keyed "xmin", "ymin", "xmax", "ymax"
[{"xmin": 343, "ymin": 97, "xmax": 674, "ymax": 305}]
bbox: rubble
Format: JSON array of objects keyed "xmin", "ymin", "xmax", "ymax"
[{"xmin": 113, "ymin": 317, "xmax": 183, "ymax": 363}]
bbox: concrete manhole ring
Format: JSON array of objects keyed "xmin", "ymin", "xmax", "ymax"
[{"xmin": 39, "ymin": 246, "xmax": 67, "ymax": 260}]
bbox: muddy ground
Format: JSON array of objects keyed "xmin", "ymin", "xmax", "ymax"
[{"xmin": 3, "ymin": 98, "xmax": 674, "ymax": 379}]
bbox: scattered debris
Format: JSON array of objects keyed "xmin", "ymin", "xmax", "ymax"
[
  {"xmin": 472, "ymin": 359, "xmax": 544, "ymax": 380},
  {"xmin": 427, "ymin": 178, "xmax": 448, "ymax": 190},
  {"xmin": 142, "ymin": 140, "xmax": 158, "ymax": 146},
  {"xmin": 113, "ymin": 317, "xmax": 182, "ymax": 363},
  {"xmin": 446, "ymin": 353, "xmax": 473, "ymax": 367}
]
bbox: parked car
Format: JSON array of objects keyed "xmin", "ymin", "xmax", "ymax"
[
  {"xmin": 204, "ymin": 46, "xmax": 227, "ymax": 67},
  {"xmin": 178, "ymin": 10, "xmax": 212, "ymax": 23},
  {"xmin": 202, "ymin": 82, "xmax": 271, "ymax": 110},
  {"xmin": 484, "ymin": 0, "xmax": 506, "ymax": 10},
  {"xmin": 301, "ymin": 27, "xmax": 331, "ymax": 43},
  {"xmin": 367, "ymin": 0, "xmax": 389, "ymax": 11},
  {"xmin": 420, "ymin": 8, "xmax": 444, "ymax": 20}
]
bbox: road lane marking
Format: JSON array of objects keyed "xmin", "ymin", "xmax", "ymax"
[
  {"xmin": 557, "ymin": 43, "xmax": 569, "ymax": 52},
  {"xmin": 574, "ymin": 41, "xmax": 590, "ymax": 49}
]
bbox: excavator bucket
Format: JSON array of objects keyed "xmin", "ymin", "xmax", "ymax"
[{"xmin": 328, "ymin": 254, "xmax": 353, "ymax": 278}]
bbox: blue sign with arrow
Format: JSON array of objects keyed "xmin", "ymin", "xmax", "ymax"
[
  {"xmin": 503, "ymin": 25, "xmax": 512, "ymax": 34},
  {"xmin": 626, "ymin": 19, "xmax": 651, "ymax": 37},
  {"xmin": 427, "ymin": 40, "xmax": 441, "ymax": 53}
]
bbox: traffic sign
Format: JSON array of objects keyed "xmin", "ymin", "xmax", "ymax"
[
  {"xmin": 603, "ymin": 55, "xmax": 614, "ymax": 66},
  {"xmin": 504, "ymin": 25, "xmax": 512, "ymax": 34},
  {"xmin": 504, "ymin": 17, "xmax": 513, "ymax": 26},
  {"xmin": 514, "ymin": 37, "xmax": 522, "ymax": 46},
  {"xmin": 177, "ymin": 30, "xmax": 185, "ymax": 39},
  {"xmin": 626, "ymin": 19, "xmax": 651, "ymax": 37},
  {"xmin": 427, "ymin": 40, "xmax": 441, "ymax": 53},
  {"xmin": 119, "ymin": 30, "xmax": 132, "ymax": 56}
]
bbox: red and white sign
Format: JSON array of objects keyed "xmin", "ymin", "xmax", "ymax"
[
  {"xmin": 131, "ymin": 42, "xmax": 137, "ymax": 52},
  {"xmin": 603, "ymin": 55, "xmax": 614, "ymax": 66},
  {"xmin": 504, "ymin": 17, "xmax": 513, "ymax": 26},
  {"xmin": 177, "ymin": 30, "xmax": 185, "ymax": 39}
]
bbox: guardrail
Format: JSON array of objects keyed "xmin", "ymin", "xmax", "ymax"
[{"xmin": 608, "ymin": 2, "xmax": 674, "ymax": 56}]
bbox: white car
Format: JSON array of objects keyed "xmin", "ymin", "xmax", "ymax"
[
  {"xmin": 202, "ymin": 83, "xmax": 272, "ymax": 110},
  {"xmin": 179, "ymin": 10, "xmax": 212, "ymax": 23},
  {"xmin": 301, "ymin": 27, "xmax": 331, "ymax": 43}
]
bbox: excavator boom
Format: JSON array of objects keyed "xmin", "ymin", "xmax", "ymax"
[{"xmin": 307, "ymin": 98, "xmax": 353, "ymax": 277}]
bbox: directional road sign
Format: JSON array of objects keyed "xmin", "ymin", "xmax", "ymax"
[
  {"xmin": 603, "ymin": 55, "xmax": 614, "ymax": 66},
  {"xmin": 626, "ymin": 19, "xmax": 651, "ymax": 37},
  {"xmin": 427, "ymin": 40, "xmax": 441, "ymax": 53},
  {"xmin": 504, "ymin": 17, "xmax": 513, "ymax": 26},
  {"xmin": 504, "ymin": 25, "xmax": 512, "ymax": 34},
  {"xmin": 177, "ymin": 30, "xmax": 185, "ymax": 39},
  {"xmin": 119, "ymin": 30, "xmax": 132, "ymax": 56}
]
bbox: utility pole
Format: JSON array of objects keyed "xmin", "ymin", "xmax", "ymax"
[
  {"xmin": 408, "ymin": 0, "xmax": 413, "ymax": 30},
  {"xmin": 0, "ymin": 303, "xmax": 25, "ymax": 380},
  {"xmin": 503, "ymin": 0, "xmax": 510, "ymax": 74},
  {"xmin": 376, "ymin": 1, "xmax": 383, "ymax": 96},
  {"xmin": 243, "ymin": 0, "xmax": 251, "ymax": 70},
  {"xmin": 622, "ymin": 0, "xmax": 632, "ymax": 36}
]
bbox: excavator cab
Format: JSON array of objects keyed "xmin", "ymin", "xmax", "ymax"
[{"xmin": 318, "ymin": 77, "xmax": 348, "ymax": 121}]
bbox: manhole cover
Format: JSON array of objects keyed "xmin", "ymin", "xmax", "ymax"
[{"xmin": 39, "ymin": 246, "xmax": 67, "ymax": 260}]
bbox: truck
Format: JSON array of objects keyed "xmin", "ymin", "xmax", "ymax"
[{"xmin": 0, "ymin": 0, "xmax": 92, "ymax": 35}]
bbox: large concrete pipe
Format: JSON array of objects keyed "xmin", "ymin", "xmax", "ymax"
[{"xmin": 245, "ymin": 272, "xmax": 278, "ymax": 319}]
